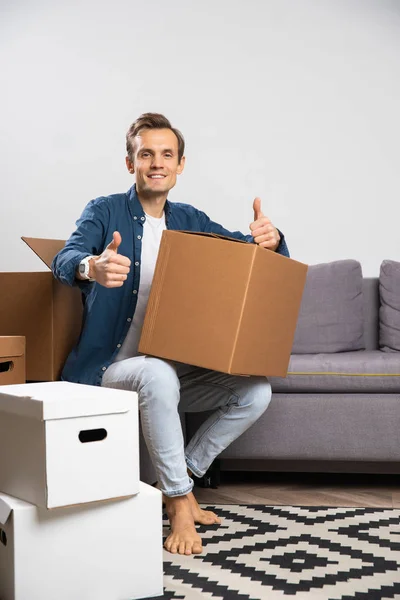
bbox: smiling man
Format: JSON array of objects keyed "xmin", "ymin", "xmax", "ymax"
[{"xmin": 52, "ymin": 113, "xmax": 290, "ymax": 555}]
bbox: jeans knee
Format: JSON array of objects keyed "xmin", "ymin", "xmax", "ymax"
[
  {"xmin": 138, "ymin": 357, "xmax": 180, "ymax": 409},
  {"xmin": 247, "ymin": 378, "xmax": 272, "ymax": 417}
]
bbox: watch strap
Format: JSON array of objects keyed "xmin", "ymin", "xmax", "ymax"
[{"xmin": 79, "ymin": 255, "xmax": 95, "ymax": 281}]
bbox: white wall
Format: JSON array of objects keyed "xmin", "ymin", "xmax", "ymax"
[{"xmin": 1, "ymin": 0, "xmax": 399, "ymax": 275}]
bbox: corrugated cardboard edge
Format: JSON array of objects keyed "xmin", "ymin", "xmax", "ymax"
[
  {"xmin": 177, "ymin": 231, "xmax": 247, "ymax": 244},
  {"xmin": 139, "ymin": 233, "xmax": 171, "ymax": 351},
  {"xmin": 229, "ymin": 244, "xmax": 258, "ymax": 373}
]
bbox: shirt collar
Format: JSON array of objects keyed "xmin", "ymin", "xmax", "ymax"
[{"xmin": 127, "ymin": 184, "xmax": 171, "ymax": 220}]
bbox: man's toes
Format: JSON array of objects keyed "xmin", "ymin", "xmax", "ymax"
[
  {"xmin": 205, "ymin": 516, "xmax": 216, "ymax": 525},
  {"xmin": 178, "ymin": 541, "xmax": 186, "ymax": 555},
  {"xmin": 207, "ymin": 510, "xmax": 220, "ymax": 521},
  {"xmin": 185, "ymin": 542, "xmax": 192, "ymax": 555},
  {"xmin": 210, "ymin": 514, "xmax": 220, "ymax": 524},
  {"xmin": 165, "ymin": 537, "xmax": 178, "ymax": 554},
  {"xmin": 203, "ymin": 510, "xmax": 221, "ymax": 524},
  {"xmin": 193, "ymin": 541, "xmax": 203, "ymax": 554}
]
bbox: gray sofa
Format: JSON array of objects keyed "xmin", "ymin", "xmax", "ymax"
[{"xmin": 140, "ymin": 259, "xmax": 400, "ymax": 482}]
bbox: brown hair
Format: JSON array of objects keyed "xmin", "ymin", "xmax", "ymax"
[{"xmin": 126, "ymin": 113, "xmax": 185, "ymax": 162}]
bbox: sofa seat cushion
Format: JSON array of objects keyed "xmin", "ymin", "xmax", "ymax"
[
  {"xmin": 269, "ymin": 350, "xmax": 400, "ymax": 393},
  {"xmin": 379, "ymin": 259, "xmax": 400, "ymax": 352}
]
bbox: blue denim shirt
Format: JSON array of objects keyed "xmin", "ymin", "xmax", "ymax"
[{"xmin": 52, "ymin": 185, "xmax": 290, "ymax": 386}]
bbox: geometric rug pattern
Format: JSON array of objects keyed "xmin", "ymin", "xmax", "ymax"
[{"xmin": 150, "ymin": 505, "xmax": 400, "ymax": 599}]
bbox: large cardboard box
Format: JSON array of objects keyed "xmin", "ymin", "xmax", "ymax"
[
  {"xmin": 0, "ymin": 381, "xmax": 139, "ymax": 508},
  {"xmin": 0, "ymin": 482, "xmax": 163, "ymax": 600},
  {"xmin": 0, "ymin": 336, "xmax": 26, "ymax": 385},
  {"xmin": 0, "ymin": 237, "xmax": 82, "ymax": 381},
  {"xmin": 139, "ymin": 231, "xmax": 308, "ymax": 377}
]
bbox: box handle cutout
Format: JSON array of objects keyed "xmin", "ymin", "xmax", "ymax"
[
  {"xmin": 79, "ymin": 428, "xmax": 108, "ymax": 443},
  {"xmin": 0, "ymin": 361, "xmax": 13, "ymax": 374},
  {"xmin": 0, "ymin": 529, "xmax": 7, "ymax": 547}
]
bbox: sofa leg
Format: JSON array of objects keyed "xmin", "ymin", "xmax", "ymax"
[{"xmin": 192, "ymin": 459, "xmax": 221, "ymax": 489}]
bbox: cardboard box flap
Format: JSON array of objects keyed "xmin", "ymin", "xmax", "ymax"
[
  {"xmin": 21, "ymin": 236, "xmax": 66, "ymax": 270},
  {"xmin": 0, "ymin": 494, "xmax": 31, "ymax": 524},
  {"xmin": 0, "ymin": 336, "xmax": 25, "ymax": 358},
  {"xmin": 177, "ymin": 231, "xmax": 247, "ymax": 244},
  {"xmin": 0, "ymin": 382, "xmax": 137, "ymax": 421},
  {"xmin": 0, "ymin": 497, "xmax": 12, "ymax": 524}
]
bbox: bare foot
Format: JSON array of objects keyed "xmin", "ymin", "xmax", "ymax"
[
  {"xmin": 164, "ymin": 495, "xmax": 203, "ymax": 555},
  {"xmin": 187, "ymin": 491, "xmax": 222, "ymax": 525}
]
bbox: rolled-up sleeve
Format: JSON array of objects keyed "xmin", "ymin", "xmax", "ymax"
[{"xmin": 274, "ymin": 230, "xmax": 290, "ymax": 257}]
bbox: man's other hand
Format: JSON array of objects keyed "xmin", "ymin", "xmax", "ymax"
[
  {"xmin": 249, "ymin": 197, "xmax": 280, "ymax": 251},
  {"xmin": 90, "ymin": 231, "xmax": 131, "ymax": 287}
]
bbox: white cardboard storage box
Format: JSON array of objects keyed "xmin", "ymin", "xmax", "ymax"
[
  {"xmin": 0, "ymin": 482, "xmax": 163, "ymax": 600},
  {"xmin": 0, "ymin": 381, "xmax": 140, "ymax": 508}
]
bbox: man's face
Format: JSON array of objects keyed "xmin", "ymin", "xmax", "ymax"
[{"xmin": 126, "ymin": 128, "xmax": 185, "ymax": 196}]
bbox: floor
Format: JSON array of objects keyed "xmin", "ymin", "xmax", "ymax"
[{"xmin": 193, "ymin": 470, "xmax": 400, "ymax": 508}]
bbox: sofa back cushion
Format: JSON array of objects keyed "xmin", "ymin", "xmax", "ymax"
[
  {"xmin": 362, "ymin": 278, "xmax": 379, "ymax": 350},
  {"xmin": 292, "ymin": 260, "xmax": 365, "ymax": 354},
  {"xmin": 379, "ymin": 260, "xmax": 400, "ymax": 352}
]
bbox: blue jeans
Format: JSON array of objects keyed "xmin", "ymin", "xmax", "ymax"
[{"xmin": 102, "ymin": 355, "xmax": 271, "ymax": 497}]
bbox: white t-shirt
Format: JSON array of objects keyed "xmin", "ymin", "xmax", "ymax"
[{"xmin": 114, "ymin": 212, "xmax": 166, "ymax": 362}]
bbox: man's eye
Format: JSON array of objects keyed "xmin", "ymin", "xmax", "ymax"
[{"xmin": 165, "ymin": 153, "xmax": 172, "ymax": 158}]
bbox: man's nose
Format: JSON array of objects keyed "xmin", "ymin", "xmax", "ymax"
[{"xmin": 151, "ymin": 155, "xmax": 164, "ymax": 168}]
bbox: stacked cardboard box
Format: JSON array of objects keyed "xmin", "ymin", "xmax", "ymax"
[
  {"xmin": 0, "ymin": 336, "xmax": 26, "ymax": 385},
  {"xmin": 0, "ymin": 381, "xmax": 163, "ymax": 600}
]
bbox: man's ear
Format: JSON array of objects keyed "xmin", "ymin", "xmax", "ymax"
[
  {"xmin": 125, "ymin": 156, "xmax": 135, "ymax": 174},
  {"xmin": 177, "ymin": 156, "xmax": 186, "ymax": 175}
]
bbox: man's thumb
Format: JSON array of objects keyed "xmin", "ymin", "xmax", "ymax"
[
  {"xmin": 106, "ymin": 231, "xmax": 122, "ymax": 253},
  {"xmin": 253, "ymin": 197, "xmax": 264, "ymax": 221}
]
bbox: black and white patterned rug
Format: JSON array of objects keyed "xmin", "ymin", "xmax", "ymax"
[{"xmin": 150, "ymin": 504, "xmax": 400, "ymax": 600}]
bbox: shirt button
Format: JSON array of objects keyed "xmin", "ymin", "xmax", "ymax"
[
  {"xmin": 102, "ymin": 366, "xmax": 107, "ymax": 371},
  {"xmin": 127, "ymin": 317, "xmax": 132, "ymax": 322},
  {"xmin": 117, "ymin": 344, "xmax": 121, "ymax": 348},
  {"xmin": 133, "ymin": 290, "xmax": 138, "ymax": 294},
  {"xmin": 137, "ymin": 235, "xmax": 142, "ymax": 240},
  {"xmin": 141, "ymin": 217, "xmax": 145, "ymax": 221},
  {"xmin": 135, "ymin": 261, "xmax": 139, "ymax": 266},
  {"xmin": 133, "ymin": 216, "xmax": 137, "ymax": 220}
]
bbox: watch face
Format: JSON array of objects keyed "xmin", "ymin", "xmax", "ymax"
[{"xmin": 79, "ymin": 262, "xmax": 86, "ymax": 274}]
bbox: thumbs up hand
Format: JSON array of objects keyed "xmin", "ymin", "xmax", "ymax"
[
  {"xmin": 249, "ymin": 197, "xmax": 280, "ymax": 251},
  {"xmin": 106, "ymin": 231, "xmax": 122, "ymax": 253},
  {"xmin": 89, "ymin": 231, "xmax": 131, "ymax": 288}
]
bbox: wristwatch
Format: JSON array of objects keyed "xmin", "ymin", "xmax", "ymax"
[{"xmin": 78, "ymin": 255, "xmax": 95, "ymax": 281}]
